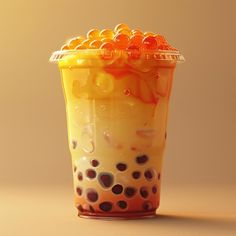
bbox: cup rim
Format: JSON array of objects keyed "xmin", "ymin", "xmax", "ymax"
[{"xmin": 49, "ymin": 49, "xmax": 185, "ymax": 63}]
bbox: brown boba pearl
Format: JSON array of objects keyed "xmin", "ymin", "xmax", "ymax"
[
  {"xmin": 158, "ymin": 173, "xmax": 161, "ymax": 180},
  {"xmin": 143, "ymin": 201, "xmax": 153, "ymax": 211},
  {"xmin": 136, "ymin": 155, "xmax": 148, "ymax": 164},
  {"xmin": 117, "ymin": 200, "xmax": 127, "ymax": 209},
  {"xmin": 86, "ymin": 189, "xmax": 98, "ymax": 202},
  {"xmin": 140, "ymin": 187, "xmax": 149, "ymax": 198},
  {"xmin": 72, "ymin": 140, "xmax": 77, "ymax": 149},
  {"xmin": 76, "ymin": 186, "xmax": 82, "ymax": 196},
  {"xmin": 89, "ymin": 205, "xmax": 95, "ymax": 212},
  {"xmin": 77, "ymin": 204, "xmax": 84, "ymax": 212},
  {"xmin": 144, "ymin": 169, "xmax": 153, "ymax": 181},
  {"xmin": 152, "ymin": 185, "xmax": 157, "ymax": 194},
  {"xmin": 91, "ymin": 159, "xmax": 99, "ymax": 167},
  {"xmin": 132, "ymin": 171, "xmax": 141, "ymax": 179},
  {"xmin": 86, "ymin": 169, "xmax": 97, "ymax": 179},
  {"xmin": 116, "ymin": 163, "xmax": 127, "ymax": 171},
  {"xmin": 124, "ymin": 187, "xmax": 136, "ymax": 198},
  {"xmin": 99, "ymin": 202, "xmax": 113, "ymax": 212},
  {"xmin": 82, "ymin": 204, "xmax": 95, "ymax": 213},
  {"xmin": 112, "ymin": 184, "xmax": 123, "ymax": 194},
  {"xmin": 98, "ymin": 172, "xmax": 114, "ymax": 188},
  {"xmin": 78, "ymin": 171, "xmax": 83, "ymax": 181}
]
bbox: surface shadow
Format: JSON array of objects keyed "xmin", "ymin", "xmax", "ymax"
[{"xmin": 134, "ymin": 213, "xmax": 236, "ymax": 231}]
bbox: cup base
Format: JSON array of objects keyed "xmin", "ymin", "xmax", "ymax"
[{"xmin": 78, "ymin": 210, "xmax": 156, "ymax": 220}]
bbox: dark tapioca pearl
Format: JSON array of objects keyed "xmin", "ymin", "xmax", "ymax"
[
  {"xmin": 117, "ymin": 200, "xmax": 127, "ymax": 210},
  {"xmin": 144, "ymin": 169, "xmax": 154, "ymax": 181},
  {"xmin": 77, "ymin": 204, "xmax": 83, "ymax": 212},
  {"xmin": 116, "ymin": 163, "xmax": 127, "ymax": 171},
  {"xmin": 152, "ymin": 185, "xmax": 157, "ymax": 194},
  {"xmin": 78, "ymin": 172, "xmax": 83, "ymax": 181},
  {"xmin": 136, "ymin": 155, "xmax": 149, "ymax": 164},
  {"xmin": 158, "ymin": 173, "xmax": 161, "ymax": 180},
  {"xmin": 112, "ymin": 184, "xmax": 123, "ymax": 194},
  {"xmin": 91, "ymin": 159, "xmax": 99, "ymax": 167},
  {"xmin": 132, "ymin": 171, "xmax": 141, "ymax": 179},
  {"xmin": 140, "ymin": 187, "xmax": 149, "ymax": 198},
  {"xmin": 86, "ymin": 169, "xmax": 97, "ymax": 179},
  {"xmin": 76, "ymin": 186, "xmax": 82, "ymax": 196},
  {"xmin": 143, "ymin": 201, "xmax": 153, "ymax": 211},
  {"xmin": 86, "ymin": 189, "xmax": 98, "ymax": 202},
  {"xmin": 124, "ymin": 187, "xmax": 136, "ymax": 198},
  {"xmin": 99, "ymin": 202, "xmax": 113, "ymax": 212},
  {"xmin": 72, "ymin": 140, "xmax": 77, "ymax": 149},
  {"xmin": 98, "ymin": 172, "xmax": 114, "ymax": 188},
  {"xmin": 89, "ymin": 205, "xmax": 95, "ymax": 212},
  {"xmin": 82, "ymin": 204, "xmax": 95, "ymax": 212}
]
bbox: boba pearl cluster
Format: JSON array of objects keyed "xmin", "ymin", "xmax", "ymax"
[
  {"xmin": 60, "ymin": 23, "xmax": 177, "ymax": 54},
  {"xmin": 74, "ymin": 154, "xmax": 161, "ymax": 215}
]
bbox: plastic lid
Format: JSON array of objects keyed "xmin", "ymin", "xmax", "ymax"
[{"xmin": 49, "ymin": 49, "xmax": 185, "ymax": 63}]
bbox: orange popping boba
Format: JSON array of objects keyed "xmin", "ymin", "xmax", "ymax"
[
  {"xmin": 114, "ymin": 23, "xmax": 130, "ymax": 32},
  {"xmin": 87, "ymin": 29, "xmax": 100, "ymax": 39},
  {"xmin": 99, "ymin": 29, "xmax": 114, "ymax": 39},
  {"xmin": 59, "ymin": 23, "xmax": 177, "ymax": 51},
  {"xmin": 68, "ymin": 37, "xmax": 84, "ymax": 49}
]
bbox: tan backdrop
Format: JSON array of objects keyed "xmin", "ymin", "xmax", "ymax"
[{"xmin": 0, "ymin": 0, "xmax": 235, "ymax": 188}]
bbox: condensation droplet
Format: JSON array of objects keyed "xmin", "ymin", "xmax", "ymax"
[{"xmin": 124, "ymin": 89, "xmax": 131, "ymax": 96}]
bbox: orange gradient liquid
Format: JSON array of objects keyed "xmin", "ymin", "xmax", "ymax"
[{"xmin": 59, "ymin": 53, "xmax": 176, "ymax": 218}]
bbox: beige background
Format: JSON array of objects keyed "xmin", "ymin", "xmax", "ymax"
[{"xmin": 0, "ymin": 0, "xmax": 235, "ymax": 235}]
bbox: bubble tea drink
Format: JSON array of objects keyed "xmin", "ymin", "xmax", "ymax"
[{"xmin": 50, "ymin": 24, "xmax": 184, "ymax": 219}]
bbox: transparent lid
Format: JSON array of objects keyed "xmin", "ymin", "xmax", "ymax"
[{"xmin": 49, "ymin": 49, "xmax": 185, "ymax": 63}]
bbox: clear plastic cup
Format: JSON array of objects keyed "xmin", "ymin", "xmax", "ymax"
[{"xmin": 50, "ymin": 49, "xmax": 184, "ymax": 219}]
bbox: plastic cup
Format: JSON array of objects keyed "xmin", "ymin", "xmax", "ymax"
[{"xmin": 50, "ymin": 49, "xmax": 184, "ymax": 219}]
